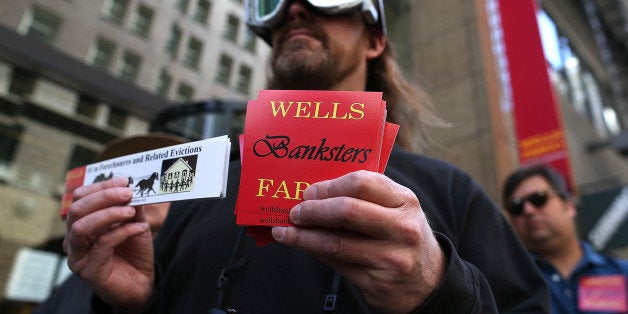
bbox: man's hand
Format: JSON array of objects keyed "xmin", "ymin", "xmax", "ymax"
[
  {"xmin": 272, "ymin": 170, "xmax": 446, "ymax": 314},
  {"xmin": 63, "ymin": 177, "xmax": 155, "ymax": 313}
]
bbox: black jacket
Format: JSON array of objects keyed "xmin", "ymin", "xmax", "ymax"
[{"xmin": 98, "ymin": 145, "xmax": 549, "ymax": 313}]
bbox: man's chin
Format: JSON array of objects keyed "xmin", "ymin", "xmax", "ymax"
[
  {"xmin": 523, "ymin": 231, "xmax": 554, "ymax": 248},
  {"xmin": 272, "ymin": 59, "xmax": 328, "ymax": 89},
  {"xmin": 277, "ymin": 48, "xmax": 318, "ymax": 66}
]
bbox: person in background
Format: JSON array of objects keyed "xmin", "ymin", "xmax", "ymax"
[
  {"xmin": 502, "ymin": 163, "xmax": 628, "ymax": 314},
  {"xmin": 32, "ymin": 133, "xmax": 186, "ymax": 314},
  {"xmin": 62, "ymin": 1, "xmax": 549, "ymax": 313}
]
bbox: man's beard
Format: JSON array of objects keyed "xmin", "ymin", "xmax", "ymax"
[{"xmin": 268, "ymin": 24, "xmax": 359, "ymax": 90}]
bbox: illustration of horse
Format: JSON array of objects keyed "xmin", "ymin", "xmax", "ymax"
[
  {"xmin": 135, "ymin": 172, "xmax": 159, "ymax": 197},
  {"xmin": 93, "ymin": 172, "xmax": 113, "ymax": 183}
]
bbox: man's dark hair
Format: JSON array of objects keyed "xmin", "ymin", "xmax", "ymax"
[{"xmin": 502, "ymin": 164, "xmax": 571, "ymax": 206}]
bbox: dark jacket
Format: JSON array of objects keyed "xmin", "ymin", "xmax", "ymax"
[
  {"xmin": 97, "ymin": 145, "xmax": 549, "ymax": 313},
  {"xmin": 33, "ymin": 274, "xmax": 92, "ymax": 313}
]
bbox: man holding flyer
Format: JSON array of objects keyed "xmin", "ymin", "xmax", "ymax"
[{"xmin": 62, "ymin": 1, "xmax": 549, "ymax": 313}]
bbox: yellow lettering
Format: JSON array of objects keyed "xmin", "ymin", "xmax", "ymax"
[
  {"xmin": 330, "ymin": 102, "xmax": 348, "ymax": 119},
  {"xmin": 256, "ymin": 178, "xmax": 273, "ymax": 196},
  {"xmin": 270, "ymin": 101, "xmax": 294, "ymax": 117},
  {"xmin": 349, "ymin": 102, "xmax": 365, "ymax": 120},
  {"xmin": 294, "ymin": 101, "xmax": 311, "ymax": 118},
  {"xmin": 312, "ymin": 101, "xmax": 329, "ymax": 118},
  {"xmin": 272, "ymin": 181, "xmax": 292, "ymax": 199},
  {"xmin": 293, "ymin": 181, "xmax": 310, "ymax": 200},
  {"xmin": 256, "ymin": 179, "xmax": 311, "ymax": 200},
  {"xmin": 269, "ymin": 99, "xmax": 367, "ymax": 120}
]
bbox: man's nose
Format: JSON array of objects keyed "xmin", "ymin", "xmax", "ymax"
[
  {"xmin": 286, "ymin": 0, "xmax": 313, "ymax": 23},
  {"xmin": 521, "ymin": 201, "xmax": 539, "ymax": 215}
]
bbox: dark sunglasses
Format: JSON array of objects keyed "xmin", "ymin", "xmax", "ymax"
[{"xmin": 505, "ymin": 191, "xmax": 552, "ymax": 216}]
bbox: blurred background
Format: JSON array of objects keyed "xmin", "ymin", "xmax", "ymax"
[{"xmin": 0, "ymin": 0, "xmax": 627, "ymax": 312}]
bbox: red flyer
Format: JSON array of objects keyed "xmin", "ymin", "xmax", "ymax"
[
  {"xmin": 244, "ymin": 120, "xmax": 398, "ymax": 246},
  {"xmin": 235, "ymin": 90, "xmax": 397, "ymax": 232}
]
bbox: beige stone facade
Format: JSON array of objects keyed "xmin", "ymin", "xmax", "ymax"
[{"xmin": 0, "ymin": 0, "xmax": 270, "ymax": 305}]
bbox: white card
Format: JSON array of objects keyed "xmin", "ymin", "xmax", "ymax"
[{"xmin": 61, "ymin": 135, "xmax": 231, "ymax": 217}]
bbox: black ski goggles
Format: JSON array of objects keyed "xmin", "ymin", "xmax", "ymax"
[
  {"xmin": 245, "ymin": 0, "xmax": 386, "ymax": 44},
  {"xmin": 505, "ymin": 190, "xmax": 555, "ymax": 217}
]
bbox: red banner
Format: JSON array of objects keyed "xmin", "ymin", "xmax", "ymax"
[{"xmin": 497, "ymin": 0, "xmax": 574, "ymax": 187}]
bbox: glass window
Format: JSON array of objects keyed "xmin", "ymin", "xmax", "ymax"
[
  {"xmin": 230, "ymin": 111, "xmax": 245, "ymax": 150},
  {"xmin": 8, "ymin": 68, "xmax": 36, "ymax": 97},
  {"xmin": 117, "ymin": 51, "xmax": 142, "ymax": 83},
  {"xmin": 0, "ymin": 124, "xmax": 23, "ymax": 166},
  {"xmin": 87, "ymin": 37, "xmax": 116, "ymax": 71},
  {"xmin": 156, "ymin": 69, "xmax": 172, "ymax": 97},
  {"xmin": 223, "ymin": 14, "xmax": 240, "ymax": 43},
  {"xmin": 76, "ymin": 95, "xmax": 99, "ymax": 119},
  {"xmin": 194, "ymin": 0, "xmax": 211, "ymax": 25},
  {"xmin": 21, "ymin": 6, "xmax": 62, "ymax": 44},
  {"xmin": 176, "ymin": 82, "xmax": 195, "ymax": 103},
  {"xmin": 67, "ymin": 145, "xmax": 98, "ymax": 170},
  {"xmin": 165, "ymin": 24, "xmax": 182, "ymax": 58},
  {"xmin": 107, "ymin": 106, "xmax": 127, "ymax": 130},
  {"xmin": 102, "ymin": 0, "xmax": 130, "ymax": 24},
  {"xmin": 176, "ymin": 0, "xmax": 190, "ymax": 14},
  {"xmin": 236, "ymin": 64, "xmax": 252, "ymax": 95},
  {"xmin": 540, "ymin": 10, "xmax": 623, "ymax": 139},
  {"xmin": 243, "ymin": 29, "xmax": 257, "ymax": 52},
  {"xmin": 130, "ymin": 4, "xmax": 154, "ymax": 38},
  {"xmin": 183, "ymin": 37, "xmax": 203, "ymax": 69},
  {"xmin": 603, "ymin": 107, "xmax": 621, "ymax": 135},
  {"xmin": 215, "ymin": 54, "xmax": 233, "ymax": 85},
  {"xmin": 537, "ymin": 11, "xmax": 563, "ymax": 71}
]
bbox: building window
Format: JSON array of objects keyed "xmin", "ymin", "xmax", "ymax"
[
  {"xmin": 130, "ymin": 4, "xmax": 154, "ymax": 38},
  {"xmin": 0, "ymin": 124, "xmax": 23, "ymax": 166},
  {"xmin": 117, "ymin": 51, "xmax": 142, "ymax": 83},
  {"xmin": 86, "ymin": 37, "xmax": 116, "ymax": 71},
  {"xmin": 243, "ymin": 30, "xmax": 257, "ymax": 53},
  {"xmin": 236, "ymin": 64, "xmax": 252, "ymax": 95},
  {"xmin": 176, "ymin": 82, "xmax": 195, "ymax": 103},
  {"xmin": 223, "ymin": 14, "xmax": 239, "ymax": 43},
  {"xmin": 8, "ymin": 68, "xmax": 36, "ymax": 97},
  {"xmin": 102, "ymin": 0, "xmax": 130, "ymax": 24},
  {"xmin": 107, "ymin": 107, "xmax": 127, "ymax": 130},
  {"xmin": 165, "ymin": 24, "xmax": 182, "ymax": 58},
  {"xmin": 156, "ymin": 69, "xmax": 172, "ymax": 97},
  {"xmin": 67, "ymin": 145, "xmax": 98, "ymax": 171},
  {"xmin": 20, "ymin": 6, "xmax": 62, "ymax": 44},
  {"xmin": 194, "ymin": 0, "xmax": 211, "ymax": 24},
  {"xmin": 76, "ymin": 95, "xmax": 99, "ymax": 119},
  {"xmin": 229, "ymin": 111, "xmax": 245, "ymax": 145},
  {"xmin": 183, "ymin": 37, "xmax": 203, "ymax": 69},
  {"xmin": 538, "ymin": 11, "xmax": 622, "ymax": 138},
  {"xmin": 176, "ymin": 0, "xmax": 190, "ymax": 14},
  {"xmin": 215, "ymin": 54, "xmax": 233, "ymax": 85}
]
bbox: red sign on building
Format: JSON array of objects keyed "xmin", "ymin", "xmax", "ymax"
[{"xmin": 496, "ymin": 0, "xmax": 574, "ymax": 187}]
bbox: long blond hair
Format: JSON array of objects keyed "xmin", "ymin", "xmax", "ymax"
[{"xmin": 366, "ymin": 43, "xmax": 446, "ymax": 153}]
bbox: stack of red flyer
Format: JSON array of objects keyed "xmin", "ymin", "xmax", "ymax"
[{"xmin": 235, "ymin": 90, "xmax": 399, "ymax": 245}]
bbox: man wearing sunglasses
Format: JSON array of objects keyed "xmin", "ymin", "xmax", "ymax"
[
  {"xmin": 62, "ymin": 1, "xmax": 548, "ymax": 313},
  {"xmin": 503, "ymin": 164, "xmax": 628, "ymax": 313}
]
